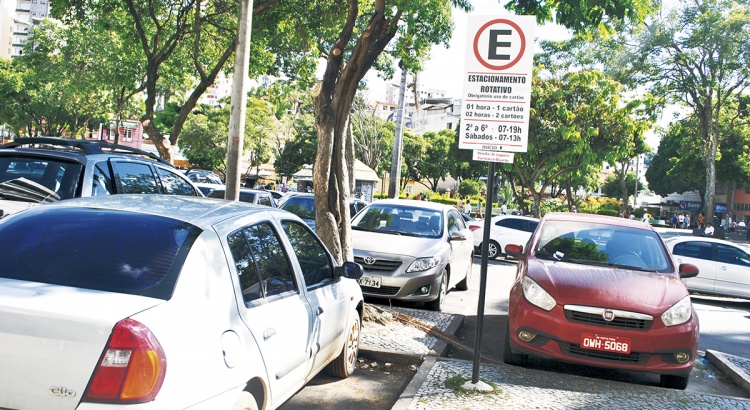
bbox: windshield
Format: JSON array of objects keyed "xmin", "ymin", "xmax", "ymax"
[
  {"xmin": 0, "ymin": 157, "xmax": 82, "ymax": 201},
  {"xmin": 0, "ymin": 207, "xmax": 201, "ymax": 299},
  {"xmin": 351, "ymin": 204, "xmax": 442, "ymax": 238},
  {"xmin": 534, "ymin": 220, "xmax": 672, "ymax": 273}
]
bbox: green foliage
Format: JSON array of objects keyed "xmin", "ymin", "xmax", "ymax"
[
  {"xmin": 601, "ymin": 172, "xmax": 638, "ymax": 201},
  {"xmin": 274, "ymin": 113, "xmax": 318, "ymax": 177},
  {"xmin": 180, "ymin": 104, "xmax": 229, "ymax": 171},
  {"xmin": 459, "ymin": 179, "xmax": 483, "ymax": 197}
]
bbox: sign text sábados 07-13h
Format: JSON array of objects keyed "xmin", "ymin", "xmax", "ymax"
[{"xmin": 459, "ymin": 15, "xmax": 535, "ymax": 154}]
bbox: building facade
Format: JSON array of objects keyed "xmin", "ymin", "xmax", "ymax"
[{"xmin": 11, "ymin": 0, "xmax": 50, "ymax": 58}]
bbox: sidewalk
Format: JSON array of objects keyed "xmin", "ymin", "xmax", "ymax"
[{"xmin": 360, "ymin": 305, "xmax": 750, "ymax": 409}]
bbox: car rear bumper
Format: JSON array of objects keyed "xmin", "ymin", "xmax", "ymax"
[{"xmin": 508, "ymin": 294, "xmax": 699, "ymax": 377}]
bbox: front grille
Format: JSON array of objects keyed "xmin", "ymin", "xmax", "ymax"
[
  {"xmin": 360, "ymin": 285, "xmax": 400, "ymax": 296},
  {"xmin": 354, "ymin": 257, "xmax": 402, "ymax": 273},
  {"xmin": 565, "ymin": 310, "xmax": 652, "ymax": 330},
  {"xmin": 560, "ymin": 342, "xmax": 647, "ymax": 364}
]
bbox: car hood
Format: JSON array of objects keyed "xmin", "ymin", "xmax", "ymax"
[
  {"xmin": 527, "ymin": 259, "xmax": 688, "ymax": 313},
  {"xmin": 352, "ymin": 229, "xmax": 443, "ymax": 258}
]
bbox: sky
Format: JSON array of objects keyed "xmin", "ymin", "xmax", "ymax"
[{"xmin": 362, "ymin": 1, "xmax": 675, "ymax": 151}]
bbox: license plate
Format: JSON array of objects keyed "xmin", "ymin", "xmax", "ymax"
[
  {"xmin": 580, "ymin": 332, "xmax": 632, "ymax": 354},
  {"xmin": 357, "ymin": 275, "xmax": 382, "ymax": 288}
]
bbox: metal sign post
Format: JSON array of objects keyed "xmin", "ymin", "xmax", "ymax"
[{"xmin": 472, "ymin": 161, "xmax": 495, "ymax": 384}]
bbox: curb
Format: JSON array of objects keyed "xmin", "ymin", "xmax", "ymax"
[
  {"xmin": 391, "ymin": 356, "xmax": 439, "ymax": 410},
  {"xmin": 705, "ymin": 350, "xmax": 750, "ymax": 396}
]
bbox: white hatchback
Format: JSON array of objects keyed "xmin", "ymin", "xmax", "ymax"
[
  {"xmin": 0, "ymin": 195, "xmax": 364, "ymax": 410},
  {"xmin": 468, "ymin": 214, "xmax": 540, "ymax": 259}
]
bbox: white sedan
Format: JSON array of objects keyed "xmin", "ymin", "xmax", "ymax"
[
  {"xmin": 467, "ymin": 214, "xmax": 540, "ymax": 259},
  {"xmin": 664, "ymin": 236, "xmax": 750, "ymax": 299},
  {"xmin": 0, "ymin": 195, "xmax": 364, "ymax": 410}
]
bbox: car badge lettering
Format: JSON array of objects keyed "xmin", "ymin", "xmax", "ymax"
[
  {"xmin": 602, "ymin": 309, "xmax": 615, "ymax": 322},
  {"xmin": 363, "ymin": 256, "xmax": 376, "ymax": 265},
  {"xmin": 50, "ymin": 386, "xmax": 76, "ymax": 397}
]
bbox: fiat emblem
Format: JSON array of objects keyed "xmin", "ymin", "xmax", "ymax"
[
  {"xmin": 363, "ymin": 256, "xmax": 376, "ymax": 265},
  {"xmin": 602, "ymin": 309, "xmax": 615, "ymax": 322}
]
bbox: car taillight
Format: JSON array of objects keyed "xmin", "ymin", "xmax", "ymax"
[
  {"xmin": 469, "ymin": 225, "xmax": 481, "ymax": 232},
  {"xmin": 83, "ymin": 318, "xmax": 166, "ymax": 403}
]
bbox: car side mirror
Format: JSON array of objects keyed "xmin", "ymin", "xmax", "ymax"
[
  {"xmin": 450, "ymin": 232, "xmax": 467, "ymax": 241},
  {"xmin": 678, "ymin": 263, "xmax": 699, "ymax": 279},
  {"xmin": 505, "ymin": 244, "xmax": 523, "ymax": 259},
  {"xmin": 336, "ymin": 261, "xmax": 364, "ymax": 280}
]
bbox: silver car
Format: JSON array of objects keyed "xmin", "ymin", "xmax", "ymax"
[
  {"xmin": 665, "ymin": 236, "xmax": 750, "ymax": 299},
  {"xmin": 351, "ymin": 199, "xmax": 474, "ymax": 311}
]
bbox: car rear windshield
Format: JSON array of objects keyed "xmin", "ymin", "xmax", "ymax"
[
  {"xmin": 0, "ymin": 156, "xmax": 83, "ymax": 201},
  {"xmin": 280, "ymin": 196, "xmax": 315, "ymax": 220},
  {"xmin": 0, "ymin": 207, "xmax": 201, "ymax": 299}
]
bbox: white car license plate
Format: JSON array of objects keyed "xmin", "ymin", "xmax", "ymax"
[
  {"xmin": 580, "ymin": 332, "xmax": 632, "ymax": 354},
  {"xmin": 357, "ymin": 275, "xmax": 382, "ymax": 288}
]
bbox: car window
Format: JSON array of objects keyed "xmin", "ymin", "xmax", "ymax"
[
  {"xmin": 238, "ymin": 192, "xmax": 257, "ymax": 203},
  {"xmin": 672, "ymin": 241, "xmax": 714, "ymax": 261},
  {"xmin": 0, "ymin": 157, "xmax": 83, "ymax": 200},
  {"xmin": 525, "ymin": 221, "xmax": 539, "ymax": 233},
  {"xmin": 91, "ymin": 161, "xmax": 114, "ymax": 196},
  {"xmin": 208, "ymin": 189, "xmax": 225, "ymax": 199},
  {"xmin": 113, "ymin": 161, "xmax": 159, "ymax": 194},
  {"xmin": 498, "ymin": 218, "xmax": 524, "ymax": 231},
  {"xmin": 281, "ymin": 221, "xmax": 335, "ymax": 290},
  {"xmin": 280, "ymin": 196, "xmax": 316, "ymax": 220},
  {"xmin": 0, "ymin": 207, "xmax": 200, "ymax": 299},
  {"xmin": 228, "ymin": 222, "xmax": 298, "ymax": 306},
  {"xmin": 157, "ymin": 166, "xmax": 198, "ymax": 196},
  {"xmin": 448, "ymin": 210, "xmax": 466, "ymax": 233},
  {"xmin": 257, "ymin": 194, "xmax": 273, "ymax": 207},
  {"xmin": 717, "ymin": 244, "xmax": 750, "ymax": 266},
  {"xmin": 351, "ymin": 204, "xmax": 443, "ymax": 238}
]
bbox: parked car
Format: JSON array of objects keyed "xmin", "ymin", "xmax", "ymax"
[
  {"xmin": 654, "ymin": 227, "xmax": 693, "ymax": 240},
  {"xmin": 208, "ymin": 187, "xmax": 277, "ymax": 208},
  {"xmin": 503, "ymin": 212, "xmax": 700, "ymax": 389},
  {"xmin": 664, "ymin": 236, "xmax": 750, "ymax": 299},
  {"xmin": 0, "ymin": 195, "xmax": 364, "ymax": 409},
  {"xmin": 350, "ymin": 199, "xmax": 474, "ymax": 311},
  {"xmin": 467, "ymin": 214, "xmax": 540, "ymax": 259},
  {"xmin": 0, "ymin": 137, "xmax": 203, "ymax": 217},
  {"xmin": 184, "ymin": 168, "xmax": 223, "ymax": 184},
  {"xmin": 279, "ymin": 193, "xmax": 367, "ymax": 230},
  {"xmin": 195, "ymin": 182, "xmax": 222, "ymax": 197}
]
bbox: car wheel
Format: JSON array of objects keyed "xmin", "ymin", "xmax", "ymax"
[
  {"xmin": 487, "ymin": 240, "xmax": 501, "ymax": 260},
  {"xmin": 426, "ymin": 269, "xmax": 447, "ymax": 311},
  {"xmin": 456, "ymin": 256, "xmax": 472, "ymax": 291},
  {"xmin": 502, "ymin": 320, "xmax": 528, "ymax": 366},
  {"xmin": 660, "ymin": 374, "xmax": 689, "ymax": 390},
  {"xmin": 326, "ymin": 310, "xmax": 361, "ymax": 378},
  {"xmin": 232, "ymin": 391, "xmax": 259, "ymax": 410}
]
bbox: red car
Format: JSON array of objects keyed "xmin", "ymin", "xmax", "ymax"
[{"xmin": 503, "ymin": 212, "xmax": 700, "ymax": 389}]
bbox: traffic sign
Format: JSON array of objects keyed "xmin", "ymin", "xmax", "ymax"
[{"xmin": 459, "ymin": 16, "xmax": 535, "ymax": 153}]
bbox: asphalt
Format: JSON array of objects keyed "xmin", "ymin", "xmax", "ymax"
[{"xmin": 359, "ymin": 305, "xmax": 750, "ymax": 409}]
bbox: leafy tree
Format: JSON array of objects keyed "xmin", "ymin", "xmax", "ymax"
[
  {"xmin": 311, "ymin": 0, "xmax": 472, "ymax": 262},
  {"xmin": 399, "ymin": 127, "xmax": 427, "ymax": 190},
  {"xmin": 274, "ymin": 114, "xmax": 318, "ymax": 178},
  {"xmin": 601, "ymin": 172, "xmax": 638, "ymax": 202},
  {"xmin": 412, "ymin": 129, "xmax": 454, "ymax": 191},
  {"xmin": 448, "ymin": 121, "xmax": 486, "ymax": 182},
  {"xmin": 624, "ymin": 0, "xmax": 750, "ymax": 224},
  {"xmin": 244, "ymin": 97, "xmax": 277, "ymax": 178},
  {"xmin": 350, "ymin": 95, "xmax": 391, "ymax": 175},
  {"xmin": 645, "ymin": 118, "xmax": 705, "ymax": 201},
  {"xmin": 180, "ymin": 105, "xmax": 229, "ymax": 172}
]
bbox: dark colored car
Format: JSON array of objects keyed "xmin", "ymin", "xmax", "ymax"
[
  {"xmin": 207, "ymin": 187, "xmax": 277, "ymax": 207},
  {"xmin": 279, "ymin": 193, "xmax": 367, "ymax": 230},
  {"xmin": 0, "ymin": 137, "xmax": 202, "ymax": 217},
  {"xmin": 503, "ymin": 212, "xmax": 700, "ymax": 389}
]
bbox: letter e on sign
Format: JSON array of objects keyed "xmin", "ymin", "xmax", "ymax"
[{"xmin": 474, "ymin": 19, "xmax": 526, "ymax": 71}]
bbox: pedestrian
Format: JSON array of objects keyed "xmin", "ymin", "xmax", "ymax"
[
  {"xmin": 501, "ymin": 200, "xmax": 508, "ymax": 215},
  {"xmin": 571, "ymin": 206, "xmax": 577, "ymax": 213},
  {"xmin": 671, "ymin": 214, "xmax": 678, "ymax": 228},
  {"xmin": 678, "ymin": 213, "xmax": 685, "ymax": 229},
  {"xmin": 463, "ymin": 200, "xmax": 472, "ymax": 215},
  {"xmin": 685, "ymin": 213, "xmax": 691, "ymax": 229},
  {"xmin": 698, "ymin": 212, "xmax": 706, "ymax": 229},
  {"xmin": 456, "ymin": 197, "xmax": 463, "ymax": 211},
  {"xmin": 703, "ymin": 223, "xmax": 715, "ymax": 237},
  {"xmin": 476, "ymin": 200, "xmax": 483, "ymax": 219},
  {"xmin": 642, "ymin": 211, "xmax": 651, "ymax": 223}
]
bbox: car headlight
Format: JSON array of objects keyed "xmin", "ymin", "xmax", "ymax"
[
  {"xmin": 522, "ymin": 277, "xmax": 556, "ymax": 311},
  {"xmin": 407, "ymin": 256, "xmax": 441, "ymax": 273},
  {"xmin": 661, "ymin": 296, "xmax": 693, "ymax": 327}
]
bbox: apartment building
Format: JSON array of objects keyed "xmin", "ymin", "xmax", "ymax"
[{"xmin": 11, "ymin": 0, "xmax": 50, "ymax": 58}]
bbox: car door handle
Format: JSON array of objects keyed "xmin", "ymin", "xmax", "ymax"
[
  {"xmin": 316, "ymin": 307, "xmax": 324, "ymax": 316},
  {"xmin": 263, "ymin": 328, "xmax": 276, "ymax": 341},
  {"xmin": 720, "ymin": 265, "xmax": 727, "ymax": 270}
]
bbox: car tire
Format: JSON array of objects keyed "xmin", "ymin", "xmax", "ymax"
[
  {"xmin": 487, "ymin": 240, "xmax": 501, "ymax": 260},
  {"xmin": 502, "ymin": 320, "xmax": 528, "ymax": 366},
  {"xmin": 426, "ymin": 269, "xmax": 447, "ymax": 311},
  {"xmin": 660, "ymin": 374, "xmax": 689, "ymax": 390},
  {"xmin": 232, "ymin": 391, "xmax": 259, "ymax": 410},
  {"xmin": 326, "ymin": 310, "xmax": 361, "ymax": 378},
  {"xmin": 456, "ymin": 256, "xmax": 472, "ymax": 291}
]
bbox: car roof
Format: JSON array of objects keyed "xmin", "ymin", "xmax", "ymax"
[
  {"xmin": 282, "ymin": 193, "xmax": 364, "ymax": 204},
  {"xmin": 541, "ymin": 212, "xmax": 653, "ymax": 230},
  {"xmin": 0, "ymin": 137, "xmax": 171, "ymax": 166},
  {"xmin": 43, "ymin": 194, "xmax": 288, "ymax": 230},
  {"xmin": 490, "ymin": 213, "xmax": 539, "ymax": 222},
  {"xmin": 366, "ymin": 198, "xmax": 452, "ymax": 211},
  {"xmin": 663, "ymin": 235, "xmax": 735, "ymax": 245}
]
